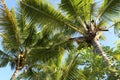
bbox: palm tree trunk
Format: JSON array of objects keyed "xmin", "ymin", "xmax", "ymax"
[
  {"xmin": 10, "ymin": 69, "xmax": 20, "ymax": 80},
  {"xmin": 91, "ymin": 38, "xmax": 111, "ymax": 65}
]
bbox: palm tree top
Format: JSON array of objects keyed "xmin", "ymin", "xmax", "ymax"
[
  {"xmin": 19, "ymin": 0, "xmax": 120, "ymax": 36},
  {"xmin": 19, "ymin": 0, "xmax": 120, "ymax": 65}
]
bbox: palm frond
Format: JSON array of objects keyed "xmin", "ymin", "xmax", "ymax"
[
  {"xmin": 60, "ymin": 0, "xmax": 83, "ymax": 18},
  {"xmin": 15, "ymin": 7, "xmax": 40, "ymax": 49},
  {"xmin": 60, "ymin": 0, "xmax": 95, "ymax": 22},
  {"xmin": 20, "ymin": 0, "xmax": 83, "ymax": 34},
  {"xmin": 62, "ymin": 53, "xmax": 86, "ymax": 80},
  {"xmin": 81, "ymin": 0, "xmax": 95, "ymax": 21},
  {"xmin": 23, "ymin": 26, "xmax": 38, "ymax": 47},
  {"xmin": 34, "ymin": 29, "xmax": 75, "ymax": 49},
  {"xmin": 49, "ymin": 32, "xmax": 75, "ymax": 50},
  {"xmin": 28, "ymin": 31, "xmax": 74, "ymax": 63},
  {"xmin": 9, "ymin": 61, "xmax": 16, "ymax": 70},
  {"xmin": 17, "ymin": 49, "xmax": 84, "ymax": 80},
  {"xmin": 29, "ymin": 44, "xmax": 65, "ymax": 63},
  {"xmin": 0, "ymin": 1, "xmax": 20, "ymax": 51},
  {"xmin": 19, "ymin": 0, "xmax": 67, "ymax": 29},
  {"xmin": 0, "ymin": 50, "xmax": 9, "ymax": 67},
  {"xmin": 0, "ymin": 50, "xmax": 15, "ymax": 68},
  {"xmin": 60, "ymin": 0, "xmax": 86, "ymax": 29},
  {"xmin": 97, "ymin": 0, "xmax": 120, "ymax": 21},
  {"xmin": 113, "ymin": 20, "xmax": 120, "ymax": 37}
]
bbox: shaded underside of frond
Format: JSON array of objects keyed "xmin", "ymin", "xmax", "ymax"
[
  {"xmin": 29, "ymin": 43, "xmax": 72, "ymax": 63},
  {"xmin": 0, "ymin": 50, "xmax": 16, "ymax": 69},
  {"xmin": 22, "ymin": 26, "xmax": 38, "ymax": 47},
  {"xmin": 0, "ymin": 51, "xmax": 10, "ymax": 67},
  {"xmin": 26, "ymin": 31, "xmax": 74, "ymax": 63}
]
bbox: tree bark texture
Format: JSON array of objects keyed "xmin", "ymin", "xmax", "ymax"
[
  {"xmin": 91, "ymin": 38, "xmax": 111, "ymax": 65},
  {"xmin": 10, "ymin": 69, "xmax": 20, "ymax": 80}
]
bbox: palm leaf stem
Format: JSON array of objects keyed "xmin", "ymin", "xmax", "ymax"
[
  {"xmin": 77, "ymin": 17, "xmax": 87, "ymax": 31},
  {"xmin": 64, "ymin": 22, "xmax": 84, "ymax": 34}
]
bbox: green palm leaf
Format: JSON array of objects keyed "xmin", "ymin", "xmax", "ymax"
[
  {"xmin": 0, "ymin": 3, "xmax": 20, "ymax": 52},
  {"xmin": 113, "ymin": 20, "xmax": 120, "ymax": 37},
  {"xmin": 20, "ymin": 0, "xmax": 83, "ymax": 34},
  {"xmin": 97, "ymin": 0, "xmax": 120, "ymax": 21},
  {"xmin": 0, "ymin": 50, "xmax": 16, "ymax": 69},
  {"xmin": 60, "ymin": 0, "xmax": 94, "ymax": 19},
  {"xmin": 20, "ymin": 0, "xmax": 66, "ymax": 29},
  {"xmin": 23, "ymin": 26, "xmax": 38, "ymax": 47},
  {"xmin": 62, "ymin": 53, "xmax": 86, "ymax": 80},
  {"xmin": 29, "ymin": 37, "xmax": 73, "ymax": 62}
]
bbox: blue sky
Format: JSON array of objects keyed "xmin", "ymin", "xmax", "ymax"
[{"xmin": 0, "ymin": 0, "xmax": 119, "ymax": 80}]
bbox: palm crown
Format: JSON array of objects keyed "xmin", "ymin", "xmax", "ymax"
[{"xmin": 20, "ymin": 0, "xmax": 120, "ymax": 64}]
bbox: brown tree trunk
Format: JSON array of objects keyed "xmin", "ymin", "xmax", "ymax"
[
  {"xmin": 10, "ymin": 69, "xmax": 20, "ymax": 80},
  {"xmin": 91, "ymin": 38, "xmax": 111, "ymax": 65}
]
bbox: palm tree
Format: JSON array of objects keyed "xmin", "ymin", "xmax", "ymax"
[
  {"xmin": 15, "ymin": 42, "xmax": 119, "ymax": 80},
  {"xmin": 0, "ymin": 0, "xmax": 38, "ymax": 79},
  {"xmin": 0, "ymin": 0, "xmax": 74, "ymax": 79},
  {"xmin": 20, "ymin": 0, "xmax": 120, "ymax": 65},
  {"xmin": 16, "ymin": 47, "xmax": 87, "ymax": 80},
  {"xmin": 17, "ymin": 43, "xmax": 120, "ymax": 80}
]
